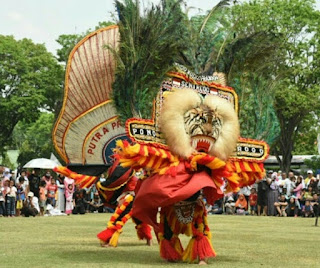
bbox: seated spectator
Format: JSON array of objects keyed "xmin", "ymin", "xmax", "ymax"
[
  {"xmin": 301, "ymin": 200, "xmax": 314, "ymax": 217},
  {"xmin": 249, "ymin": 188, "xmax": 258, "ymax": 215},
  {"xmin": 225, "ymin": 196, "xmax": 235, "ymax": 215},
  {"xmin": 21, "ymin": 192, "xmax": 39, "ymax": 217},
  {"xmin": 286, "ymin": 197, "xmax": 299, "ymax": 217},
  {"xmin": 304, "ymin": 186, "xmax": 314, "ymax": 201},
  {"xmin": 89, "ymin": 193, "xmax": 104, "ymax": 213},
  {"xmin": 72, "ymin": 187, "xmax": 86, "ymax": 215},
  {"xmin": 274, "ymin": 194, "xmax": 288, "ymax": 217},
  {"xmin": 235, "ymin": 194, "xmax": 248, "ymax": 215},
  {"xmin": 210, "ymin": 199, "xmax": 223, "ymax": 215}
]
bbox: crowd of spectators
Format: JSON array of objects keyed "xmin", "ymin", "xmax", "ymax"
[
  {"xmin": 206, "ymin": 170, "xmax": 320, "ymax": 218},
  {"xmin": 0, "ymin": 166, "xmax": 113, "ymax": 217}
]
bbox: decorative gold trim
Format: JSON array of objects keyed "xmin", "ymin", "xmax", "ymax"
[{"xmin": 52, "ymin": 25, "xmax": 119, "ymax": 163}]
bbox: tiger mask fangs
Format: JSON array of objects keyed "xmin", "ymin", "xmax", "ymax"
[{"xmin": 160, "ymin": 89, "xmax": 239, "ymax": 160}]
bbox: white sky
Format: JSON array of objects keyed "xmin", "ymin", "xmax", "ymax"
[{"xmin": 1, "ymin": 0, "xmax": 320, "ymax": 56}]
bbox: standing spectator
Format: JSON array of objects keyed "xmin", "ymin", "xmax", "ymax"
[
  {"xmin": 249, "ymin": 188, "xmax": 258, "ymax": 215},
  {"xmin": 47, "ymin": 178, "xmax": 58, "ymax": 207},
  {"xmin": 286, "ymin": 197, "xmax": 299, "ymax": 217},
  {"xmin": 267, "ymin": 172, "xmax": 279, "ymax": 216},
  {"xmin": 6, "ymin": 180, "xmax": 17, "ymax": 217},
  {"xmin": 257, "ymin": 172, "xmax": 270, "ymax": 216},
  {"xmin": 304, "ymin": 170, "xmax": 315, "ymax": 187},
  {"xmin": 15, "ymin": 180, "xmax": 26, "ymax": 216},
  {"xmin": 16, "ymin": 171, "xmax": 29, "ymax": 194},
  {"xmin": 311, "ymin": 193, "xmax": 319, "ymax": 217},
  {"xmin": 41, "ymin": 171, "xmax": 52, "ymax": 186},
  {"xmin": 277, "ymin": 172, "xmax": 287, "ymax": 194},
  {"xmin": 56, "ymin": 174, "xmax": 65, "ymax": 212},
  {"xmin": 293, "ymin": 176, "xmax": 304, "ymax": 199},
  {"xmin": 39, "ymin": 181, "xmax": 47, "ymax": 216},
  {"xmin": 28, "ymin": 169, "xmax": 41, "ymax": 198},
  {"xmin": 0, "ymin": 182, "xmax": 6, "ymax": 216},
  {"xmin": 283, "ymin": 172, "xmax": 295, "ymax": 197},
  {"xmin": 239, "ymin": 186, "xmax": 251, "ymax": 204},
  {"xmin": 64, "ymin": 177, "xmax": 74, "ymax": 215},
  {"xmin": 274, "ymin": 194, "xmax": 288, "ymax": 217}
]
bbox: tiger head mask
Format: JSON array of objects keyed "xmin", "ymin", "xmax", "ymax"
[{"xmin": 160, "ymin": 89, "xmax": 239, "ymax": 160}]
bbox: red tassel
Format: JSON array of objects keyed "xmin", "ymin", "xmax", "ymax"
[
  {"xmin": 136, "ymin": 223, "xmax": 152, "ymax": 240},
  {"xmin": 192, "ymin": 235, "xmax": 216, "ymax": 261},
  {"xmin": 97, "ymin": 228, "xmax": 116, "ymax": 243},
  {"xmin": 160, "ymin": 239, "xmax": 182, "ymax": 261}
]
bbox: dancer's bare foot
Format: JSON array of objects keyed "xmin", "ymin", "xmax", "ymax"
[
  {"xmin": 100, "ymin": 241, "xmax": 110, "ymax": 248},
  {"xmin": 146, "ymin": 239, "xmax": 152, "ymax": 246},
  {"xmin": 199, "ymin": 259, "xmax": 208, "ymax": 265}
]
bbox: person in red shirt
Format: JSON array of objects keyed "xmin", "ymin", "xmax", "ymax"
[
  {"xmin": 249, "ymin": 188, "xmax": 258, "ymax": 215},
  {"xmin": 47, "ymin": 178, "xmax": 57, "ymax": 207}
]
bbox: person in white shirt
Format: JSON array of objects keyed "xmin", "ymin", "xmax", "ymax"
[
  {"xmin": 7, "ymin": 180, "xmax": 17, "ymax": 217},
  {"xmin": 16, "ymin": 171, "xmax": 29, "ymax": 194}
]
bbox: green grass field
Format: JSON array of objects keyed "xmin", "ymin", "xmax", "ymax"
[{"xmin": 1, "ymin": 214, "xmax": 319, "ymax": 267}]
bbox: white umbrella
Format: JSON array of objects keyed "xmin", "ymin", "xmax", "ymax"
[{"xmin": 23, "ymin": 158, "xmax": 59, "ymax": 169}]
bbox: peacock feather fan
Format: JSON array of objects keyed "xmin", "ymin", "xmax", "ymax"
[{"xmin": 111, "ymin": 0, "xmax": 188, "ymax": 123}]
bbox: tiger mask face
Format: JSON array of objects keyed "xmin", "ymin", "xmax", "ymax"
[{"xmin": 160, "ymin": 89, "xmax": 239, "ymax": 160}]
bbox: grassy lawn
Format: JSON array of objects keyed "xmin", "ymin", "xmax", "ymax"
[{"xmin": 1, "ymin": 214, "xmax": 319, "ymax": 267}]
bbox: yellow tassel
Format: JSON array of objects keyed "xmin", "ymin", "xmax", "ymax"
[
  {"xmin": 109, "ymin": 230, "xmax": 122, "ymax": 247},
  {"xmin": 182, "ymin": 238, "xmax": 195, "ymax": 262}
]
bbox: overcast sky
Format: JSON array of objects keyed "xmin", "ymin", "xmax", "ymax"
[{"xmin": 1, "ymin": 0, "xmax": 320, "ymax": 56}]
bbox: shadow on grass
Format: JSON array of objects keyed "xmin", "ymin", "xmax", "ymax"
[{"xmin": 58, "ymin": 249, "xmax": 165, "ymax": 265}]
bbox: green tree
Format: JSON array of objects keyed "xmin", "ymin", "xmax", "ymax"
[
  {"xmin": 0, "ymin": 36, "xmax": 64, "ymax": 155},
  {"xmin": 13, "ymin": 113, "xmax": 56, "ymax": 167},
  {"xmin": 230, "ymin": 0, "xmax": 320, "ymax": 172}
]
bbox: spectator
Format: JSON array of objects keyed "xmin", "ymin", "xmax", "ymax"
[
  {"xmin": 284, "ymin": 172, "xmax": 295, "ymax": 197},
  {"xmin": 21, "ymin": 192, "xmax": 39, "ymax": 217},
  {"xmin": 293, "ymin": 176, "xmax": 303, "ymax": 199},
  {"xmin": 6, "ymin": 180, "xmax": 17, "ymax": 217},
  {"xmin": 28, "ymin": 169, "xmax": 41, "ymax": 198},
  {"xmin": 304, "ymin": 186, "xmax": 314, "ymax": 201},
  {"xmin": 277, "ymin": 172, "xmax": 287, "ymax": 194},
  {"xmin": 210, "ymin": 199, "xmax": 223, "ymax": 215},
  {"xmin": 301, "ymin": 200, "xmax": 314, "ymax": 217},
  {"xmin": 257, "ymin": 172, "xmax": 269, "ymax": 216},
  {"xmin": 225, "ymin": 196, "xmax": 235, "ymax": 215},
  {"xmin": 249, "ymin": 188, "xmax": 258, "ymax": 215},
  {"xmin": 47, "ymin": 178, "xmax": 58, "ymax": 207},
  {"xmin": 274, "ymin": 194, "xmax": 288, "ymax": 217},
  {"xmin": 311, "ymin": 193, "xmax": 319, "ymax": 217},
  {"xmin": 299, "ymin": 188, "xmax": 306, "ymax": 207},
  {"xmin": 286, "ymin": 197, "xmax": 299, "ymax": 217},
  {"xmin": 41, "ymin": 171, "xmax": 52, "ymax": 186},
  {"xmin": 72, "ymin": 187, "xmax": 86, "ymax": 215},
  {"xmin": 0, "ymin": 182, "xmax": 5, "ymax": 217},
  {"xmin": 235, "ymin": 194, "xmax": 248, "ymax": 215},
  {"xmin": 65, "ymin": 183, "xmax": 74, "ymax": 215},
  {"xmin": 56, "ymin": 174, "xmax": 65, "ymax": 212},
  {"xmin": 16, "ymin": 181, "xmax": 26, "ymax": 216},
  {"xmin": 16, "ymin": 171, "xmax": 29, "ymax": 194},
  {"xmin": 304, "ymin": 170, "xmax": 315, "ymax": 187},
  {"xmin": 89, "ymin": 192, "xmax": 104, "ymax": 213},
  {"xmin": 39, "ymin": 180, "xmax": 47, "ymax": 216},
  {"xmin": 267, "ymin": 172, "xmax": 279, "ymax": 216}
]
